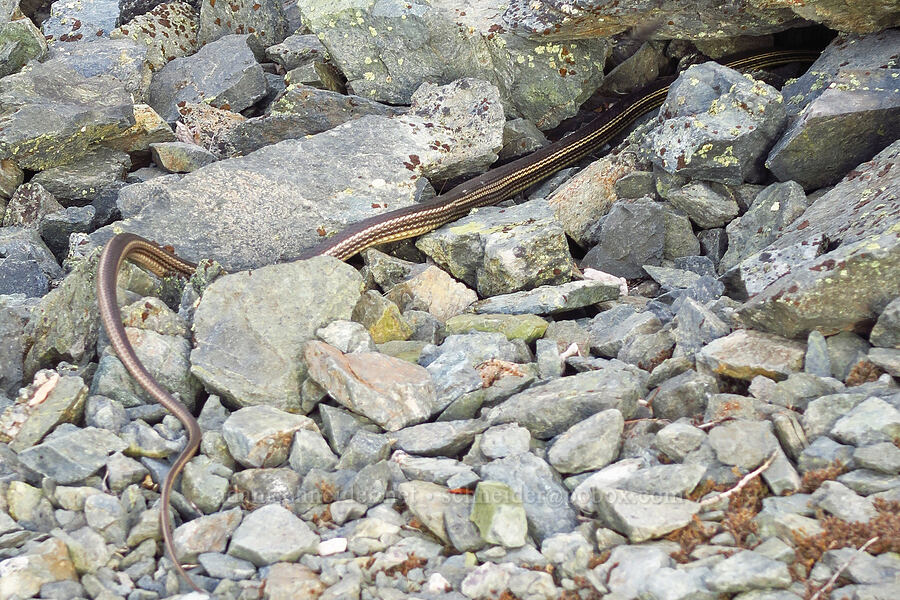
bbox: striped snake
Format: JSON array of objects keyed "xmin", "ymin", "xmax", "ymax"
[{"xmin": 96, "ymin": 48, "xmax": 818, "ymax": 590}]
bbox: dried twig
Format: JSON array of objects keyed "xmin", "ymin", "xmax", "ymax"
[
  {"xmin": 559, "ymin": 343, "xmax": 581, "ymax": 360},
  {"xmin": 696, "ymin": 416, "xmax": 735, "ymax": 430},
  {"xmin": 699, "ymin": 452, "xmax": 777, "ymax": 507},
  {"xmin": 808, "ymin": 536, "xmax": 879, "ymax": 600}
]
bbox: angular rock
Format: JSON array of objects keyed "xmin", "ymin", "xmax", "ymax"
[
  {"xmin": 666, "ymin": 181, "xmax": 739, "ymax": 229},
  {"xmin": 417, "ymin": 198, "xmax": 575, "ymax": 297},
  {"xmin": 227, "ymin": 504, "xmax": 319, "ymax": 566},
  {"xmin": 697, "ymin": 329, "xmax": 805, "ymax": 381},
  {"xmin": 593, "ymin": 487, "xmax": 700, "ymax": 542},
  {"xmin": 198, "ymin": 0, "xmax": 288, "ymax": 47},
  {"xmin": 111, "ymin": 2, "xmax": 200, "ymax": 71},
  {"xmin": 190, "ymin": 257, "xmax": 362, "ymax": 411},
  {"xmin": 0, "ymin": 17, "xmax": 47, "ymax": 79},
  {"xmin": 469, "ymin": 481, "xmax": 528, "ymax": 548},
  {"xmin": 222, "ymin": 405, "xmax": 317, "ymax": 468},
  {"xmin": 704, "ymin": 550, "xmax": 792, "ymax": 593},
  {"xmin": 148, "ymin": 34, "xmax": 267, "ymax": 122},
  {"xmin": 547, "ymin": 409, "xmax": 623, "ymax": 475},
  {"xmin": 581, "ymin": 197, "xmax": 665, "ymax": 279},
  {"xmin": 17, "ymin": 426, "xmax": 127, "ymax": 484},
  {"xmin": 651, "ymin": 369, "xmax": 718, "ymax": 421}
]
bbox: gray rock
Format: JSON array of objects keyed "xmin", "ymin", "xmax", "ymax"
[
  {"xmin": 299, "ymin": 0, "xmax": 609, "ymax": 128},
  {"xmin": 738, "ymin": 142, "xmax": 900, "ymax": 339},
  {"xmin": 663, "ymin": 205, "xmax": 701, "ymax": 260},
  {"xmin": 190, "ymin": 257, "xmax": 362, "ymax": 411},
  {"xmin": 305, "ymin": 340, "xmax": 438, "ymax": 431},
  {"xmin": 820, "ymin": 547, "xmax": 900, "ymax": 586},
  {"xmin": 0, "ymin": 61, "xmax": 133, "ymax": 170},
  {"xmin": 708, "ymin": 420, "xmax": 779, "ymax": 470},
  {"xmin": 827, "ymin": 331, "xmax": 871, "ymax": 381},
  {"xmin": 3, "ymin": 183, "xmax": 63, "ymax": 228},
  {"xmin": 148, "ymin": 34, "xmax": 266, "ymax": 122},
  {"xmin": 197, "ymin": 552, "xmax": 257, "ymax": 580},
  {"xmin": 42, "ymin": 0, "xmax": 119, "ymax": 43},
  {"xmin": 581, "ymin": 197, "xmax": 665, "ymax": 279},
  {"xmin": 870, "ymin": 296, "xmax": 900, "ymax": 349},
  {"xmin": 227, "ymin": 504, "xmax": 319, "ymax": 566},
  {"xmin": 588, "ymin": 306, "xmax": 660, "ymax": 358},
  {"xmin": 384, "ymin": 264, "xmax": 478, "ymax": 324},
  {"xmin": 541, "ymin": 531, "xmax": 593, "ymax": 578},
  {"xmin": 704, "ymin": 550, "xmax": 792, "ymax": 593},
  {"xmin": 480, "ymin": 423, "xmax": 531, "ymax": 459},
  {"xmin": 182, "ymin": 456, "xmax": 230, "ymax": 515},
  {"xmin": 811, "ymin": 480, "xmax": 877, "ymax": 523},
  {"xmin": 150, "ymin": 141, "xmax": 217, "ymax": 173},
  {"xmin": 38, "ymin": 205, "xmax": 96, "ymax": 260},
  {"xmin": 593, "ymin": 543, "xmax": 676, "ymax": 598},
  {"xmin": 43, "ymin": 37, "xmax": 151, "ymax": 103},
  {"xmin": 94, "ymin": 80, "xmax": 503, "ymax": 271},
  {"xmin": 804, "ymin": 330, "xmax": 831, "ymax": 377},
  {"xmin": 869, "ymin": 347, "xmax": 900, "ymax": 377},
  {"xmin": 654, "ymin": 421, "xmax": 706, "ymax": 462},
  {"xmin": 853, "ymin": 442, "xmax": 900, "ymax": 475},
  {"xmin": 647, "ymin": 62, "xmax": 787, "ymax": 184},
  {"xmin": 479, "ymin": 452, "xmax": 577, "ymax": 543},
  {"xmin": 673, "ymin": 297, "xmax": 730, "ymax": 359},
  {"xmin": 0, "ymin": 537, "xmax": 77, "ymax": 597},
  {"xmin": 486, "ymin": 365, "xmax": 642, "ymax": 439},
  {"xmin": 593, "ymin": 486, "xmax": 700, "ymax": 542},
  {"xmin": 651, "ymin": 369, "xmax": 718, "ymax": 421},
  {"xmin": 720, "ymin": 182, "xmax": 808, "ymax": 272},
  {"xmin": 198, "ymin": 0, "xmax": 287, "ymax": 47},
  {"xmin": 334, "ymin": 429, "xmax": 391, "ymax": 471},
  {"xmin": 697, "ymin": 329, "xmax": 805, "ymax": 382},
  {"xmin": 666, "ymin": 182, "xmax": 739, "ymax": 229},
  {"xmin": 797, "ymin": 436, "xmax": 855, "ymax": 474},
  {"xmin": 830, "ymin": 397, "xmax": 900, "ymax": 447},
  {"xmin": 802, "ymin": 392, "xmax": 867, "ymax": 440},
  {"xmin": 21, "ymin": 249, "xmax": 98, "ymax": 378},
  {"xmin": 18, "ymin": 425, "xmax": 127, "ymax": 484},
  {"xmin": 620, "ymin": 463, "xmax": 706, "ymax": 497},
  {"xmin": 698, "ymin": 227, "xmax": 728, "ymax": 268},
  {"xmin": 0, "ymin": 227, "xmax": 63, "ymax": 297},
  {"xmin": 222, "ymin": 405, "xmax": 317, "ymax": 468},
  {"xmin": 288, "ymin": 429, "xmax": 338, "ymax": 477},
  {"xmin": 0, "ymin": 294, "xmax": 38, "ymax": 395},
  {"xmin": 547, "ymin": 409, "xmax": 623, "ymax": 475},
  {"xmin": 468, "ymin": 279, "xmax": 620, "ymax": 316},
  {"xmin": 390, "ymin": 451, "xmax": 476, "ymax": 487},
  {"xmin": 768, "ymin": 69, "xmax": 900, "ymax": 189},
  {"xmin": 316, "ymin": 320, "xmax": 376, "ymax": 354},
  {"xmin": 318, "ymin": 404, "xmax": 380, "ymax": 455},
  {"xmin": 392, "ymin": 419, "xmax": 487, "ymax": 457},
  {"xmin": 837, "ymin": 469, "xmax": 900, "ymax": 495},
  {"xmin": 417, "ymin": 198, "xmax": 575, "ymax": 297}
]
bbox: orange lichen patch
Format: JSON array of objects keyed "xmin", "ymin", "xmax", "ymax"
[
  {"xmin": 315, "ymin": 480, "xmax": 337, "ymax": 503},
  {"xmin": 666, "ymin": 515, "xmax": 715, "ymax": 563},
  {"xmin": 799, "ymin": 461, "xmax": 848, "ymax": 494},
  {"xmin": 383, "ymin": 553, "xmax": 428, "ymax": 576}
]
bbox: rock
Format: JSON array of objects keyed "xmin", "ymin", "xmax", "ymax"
[
  {"xmin": 698, "ymin": 329, "xmax": 806, "ymax": 381},
  {"xmin": 384, "ymin": 265, "xmax": 477, "ymax": 324},
  {"xmin": 304, "ymin": 340, "xmax": 438, "ymax": 431},
  {"xmin": 93, "ymin": 79, "xmax": 504, "ymax": 271},
  {"xmin": 392, "ymin": 419, "xmax": 487, "ymax": 457},
  {"xmin": 469, "ymin": 481, "xmax": 528, "ymax": 548},
  {"xmin": 111, "ymin": 2, "xmax": 200, "ymax": 71},
  {"xmin": 708, "ymin": 420, "xmax": 780, "ymax": 470},
  {"xmin": 0, "ymin": 294, "xmax": 38, "ymax": 395},
  {"xmin": 811, "ymin": 480, "xmax": 877, "ymax": 523},
  {"xmin": 417, "ymin": 198, "xmax": 575, "ymax": 296},
  {"xmin": 0, "ymin": 17, "xmax": 47, "ymax": 79},
  {"xmin": 738, "ymin": 141, "xmax": 900, "ymax": 338},
  {"xmin": 43, "ymin": 37, "xmax": 151, "ymax": 103},
  {"xmin": 655, "ymin": 421, "xmax": 706, "ymax": 462},
  {"xmin": 173, "ymin": 507, "xmax": 242, "ymax": 562},
  {"xmin": 853, "ymin": 442, "xmax": 900, "ymax": 475},
  {"xmin": 651, "ymin": 369, "xmax": 718, "ymax": 420},
  {"xmin": 227, "ymin": 504, "xmax": 319, "ymax": 566},
  {"xmin": 222, "ymin": 405, "xmax": 317, "ymax": 468},
  {"xmin": 198, "ymin": 0, "xmax": 287, "ymax": 47},
  {"xmin": 647, "ymin": 63, "xmax": 787, "ymax": 184},
  {"xmin": 704, "ymin": 550, "xmax": 792, "ymax": 593},
  {"xmin": 870, "ymin": 296, "xmax": 900, "ymax": 349},
  {"xmin": 397, "ymin": 480, "xmax": 452, "ymax": 544},
  {"xmin": 720, "ymin": 182, "xmax": 808, "ymax": 272},
  {"xmin": 480, "ymin": 423, "xmax": 531, "ymax": 459},
  {"xmin": 470, "ymin": 279, "xmax": 620, "ymax": 315},
  {"xmin": 593, "ymin": 487, "xmax": 700, "ymax": 542},
  {"xmin": 581, "ymin": 197, "xmax": 665, "ymax": 279},
  {"xmin": 190, "ymin": 257, "xmax": 362, "ymax": 411},
  {"xmin": 2, "ymin": 371, "xmax": 87, "ymax": 452},
  {"xmin": 0, "ymin": 538, "xmax": 77, "ymax": 599},
  {"xmin": 588, "ymin": 305, "xmax": 659, "ymax": 358},
  {"xmin": 547, "ymin": 409, "xmax": 624, "ymax": 474},
  {"xmin": 666, "ymin": 181, "xmax": 740, "ymax": 229},
  {"xmin": 41, "ymin": 0, "xmax": 119, "ymax": 43},
  {"xmin": 148, "ymin": 34, "xmax": 267, "ymax": 122},
  {"xmin": 288, "ymin": 429, "xmax": 338, "ymax": 477},
  {"xmin": 150, "ymin": 141, "xmax": 218, "ymax": 173},
  {"xmin": 620, "ymin": 463, "xmax": 706, "ymax": 497},
  {"xmin": 830, "ymin": 397, "xmax": 900, "ymax": 447},
  {"xmin": 17, "ymin": 426, "xmax": 127, "ymax": 484},
  {"xmin": 298, "ymin": 0, "xmax": 609, "ymax": 128},
  {"xmin": 486, "ymin": 365, "xmax": 642, "ymax": 438},
  {"xmin": 444, "ymin": 313, "xmax": 548, "ymax": 343},
  {"xmin": 480, "ymin": 452, "xmax": 578, "ymax": 543},
  {"xmin": 0, "ymin": 62, "xmax": 133, "ymax": 170}
]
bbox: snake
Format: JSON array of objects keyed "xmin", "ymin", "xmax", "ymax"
[{"xmin": 95, "ymin": 48, "xmax": 819, "ymax": 590}]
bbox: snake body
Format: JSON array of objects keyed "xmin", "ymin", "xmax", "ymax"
[{"xmin": 96, "ymin": 49, "xmax": 818, "ymax": 590}]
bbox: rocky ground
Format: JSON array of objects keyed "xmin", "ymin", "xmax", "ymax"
[{"xmin": 1, "ymin": 0, "xmax": 900, "ymax": 599}]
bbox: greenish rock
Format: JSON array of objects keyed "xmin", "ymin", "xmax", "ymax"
[
  {"xmin": 0, "ymin": 62, "xmax": 134, "ymax": 170},
  {"xmin": 375, "ymin": 340, "xmax": 429, "ymax": 363},
  {"xmin": 470, "ymin": 481, "xmax": 528, "ymax": 548},
  {"xmin": 0, "ymin": 18, "xmax": 48, "ymax": 79},
  {"xmin": 470, "ymin": 280, "xmax": 620, "ymax": 316},
  {"xmin": 444, "ymin": 313, "xmax": 548, "ymax": 343},
  {"xmin": 21, "ymin": 250, "xmax": 101, "ymax": 380},
  {"xmin": 352, "ymin": 290, "xmax": 413, "ymax": 344}
]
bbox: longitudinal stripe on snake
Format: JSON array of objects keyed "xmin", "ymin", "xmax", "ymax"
[{"xmin": 95, "ymin": 48, "xmax": 819, "ymax": 590}]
